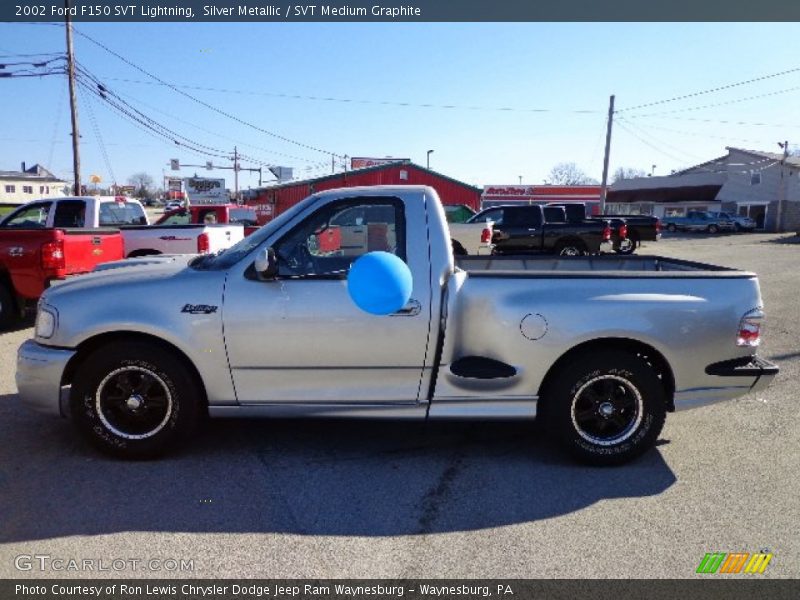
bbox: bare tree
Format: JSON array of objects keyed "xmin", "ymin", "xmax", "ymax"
[
  {"xmin": 612, "ymin": 166, "xmax": 647, "ymax": 183},
  {"xmin": 547, "ymin": 162, "xmax": 598, "ymax": 185},
  {"xmin": 127, "ymin": 172, "xmax": 155, "ymax": 198}
]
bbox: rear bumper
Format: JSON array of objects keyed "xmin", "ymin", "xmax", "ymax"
[
  {"xmin": 674, "ymin": 356, "xmax": 779, "ymax": 410},
  {"xmin": 16, "ymin": 340, "xmax": 75, "ymax": 417}
]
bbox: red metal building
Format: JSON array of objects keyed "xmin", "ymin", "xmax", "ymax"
[{"xmin": 247, "ymin": 160, "xmax": 481, "ymax": 224}]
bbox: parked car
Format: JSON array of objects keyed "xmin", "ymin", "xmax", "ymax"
[
  {"xmin": 17, "ymin": 185, "xmax": 777, "ymax": 464},
  {"xmin": 469, "ymin": 204, "xmax": 619, "ymax": 255},
  {"xmin": 0, "ymin": 204, "xmax": 124, "ymax": 327},
  {"xmin": 164, "ymin": 201, "xmax": 183, "ymax": 212},
  {"xmin": 708, "ymin": 211, "xmax": 757, "ymax": 232},
  {"xmin": 662, "ymin": 211, "xmax": 736, "ymax": 233},
  {"xmin": 2, "ymin": 197, "xmax": 245, "ymax": 258},
  {"xmin": 547, "ymin": 203, "xmax": 661, "ymax": 255}
]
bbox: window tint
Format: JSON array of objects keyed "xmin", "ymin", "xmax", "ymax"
[
  {"xmin": 470, "ymin": 208, "xmax": 503, "ymax": 226},
  {"xmin": 53, "ymin": 200, "xmax": 86, "ymax": 228},
  {"xmin": 504, "ymin": 206, "xmax": 541, "ymax": 227},
  {"xmin": 160, "ymin": 209, "xmax": 190, "ymax": 225},
  {"xmin": 274, "ymin": 198, "xmax": 405, "ymax": 278},
  {"xmin": 99, "ymin": 201, "xmax": 147, "ymax": 226},
  {"xmin": 2, "ymin": 202, "xmax": 52, "ymax": 228}
]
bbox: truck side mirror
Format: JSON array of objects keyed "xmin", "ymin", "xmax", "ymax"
[{"xmin": 254, "ymin": 247, "xmax": 278, "ymax": 280}]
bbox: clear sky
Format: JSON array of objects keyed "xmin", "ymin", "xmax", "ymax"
[{"xmin": 1, "ymin": 22, "xmax": 799, "ymax": 192}]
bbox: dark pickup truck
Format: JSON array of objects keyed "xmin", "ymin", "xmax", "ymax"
[
  {"xmin": 547, "ymin": 203, "xmax": 661, "ymax": 254},
  {"xmin": 468, "ymin": 204, "xmax": 617, "ymax": 256}
]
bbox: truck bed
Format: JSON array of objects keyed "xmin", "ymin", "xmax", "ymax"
[{"xmin": 455, "ymin": 255, "xmax": 752, "ymax": 277}]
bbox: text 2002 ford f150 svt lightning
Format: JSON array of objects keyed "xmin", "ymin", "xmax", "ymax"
[{"xmin": 17, "ymin": 186, "xmax": 778, "ymax": 465}]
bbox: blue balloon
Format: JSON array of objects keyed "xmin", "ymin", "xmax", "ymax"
[{"xmin": 347, "ymin": 252, "xmax": 413, "ymax": 315}]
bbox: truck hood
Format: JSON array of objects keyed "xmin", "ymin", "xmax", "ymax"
[{"xmin": 44, "ymin": 255, "xmax": 195, "ymax": 299}]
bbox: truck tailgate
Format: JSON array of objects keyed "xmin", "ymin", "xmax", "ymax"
[{"xmin": 62, "ymin": 229, "xmax": 125, "ymax": 275}]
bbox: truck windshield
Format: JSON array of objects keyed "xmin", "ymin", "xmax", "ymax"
[{"xmin": 193, "ymin": 194, "xmax": 320, "ymax": 270}]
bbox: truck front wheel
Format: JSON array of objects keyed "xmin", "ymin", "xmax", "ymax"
[
  {"xmin": 556, "ymin": 241, "xmax": 587, "ymax": 256},
  {"xmin": 545, "ymin": 351, "xmax": 666, "ymax": 465},
  {"xmin": 70, "ymin": 342, "xmax": 202, "ymax": 459}
]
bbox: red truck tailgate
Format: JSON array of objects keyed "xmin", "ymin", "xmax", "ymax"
[{"xmin": 61, "ymin": 229, "xmax": 125, "ymax": 275}]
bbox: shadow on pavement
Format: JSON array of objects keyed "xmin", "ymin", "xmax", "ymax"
[{"xmin": 0, "ymin": 395, "xmax": 676, "ymax": 541}]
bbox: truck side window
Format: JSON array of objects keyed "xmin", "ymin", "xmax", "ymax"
[
  {"xmin": 2, "ymin": 202, "xmax": 52, "ymax": 228},
  {"xmin": 273, "ymin": 197, "xmax": 406, "ymax": 278},
  {"xmin": 53, "ymin": 200, "xmax": 86, "ymax": 228},
  {"xmin": 505, "ymin": 206, "xmax": 542, "ymax": 228}
]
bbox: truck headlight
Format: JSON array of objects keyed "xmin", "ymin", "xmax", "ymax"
[{"xmin": 35, "ymin": 305, "xmax": 58, "ymax": 339}]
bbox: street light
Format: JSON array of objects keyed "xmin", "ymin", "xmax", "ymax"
[{"xmin": 427, "ymin": 149, "xmax": 434, "ymax": 169}]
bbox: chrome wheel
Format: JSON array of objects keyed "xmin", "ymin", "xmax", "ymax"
[
  {"xmin": 95, "ymin": 366, "xmax": 173, "ymax": 440},
  {"xmin": 559, "ymin": 245, "xmax": 582, "ymax": 256},
  {"xmin": 570, "ymin": 374, "xmax": 643, "ymax": 446}
]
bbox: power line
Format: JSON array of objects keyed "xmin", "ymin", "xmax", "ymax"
[
  {"xmin": 624, "ymin": 114, "xmax": 800, "ymax": 129},
  {"xmin": 73, "ymin": 27, "xmax": 346, "ymax": 158},
  {"xmin": 80, "ymin": 85, "xmax": 117, "ymax": 185},
  {"xmin": 617, "ymin": 65, "xmax": 800, "ymax": 112},
  {"xmin": 111, "ymin": 88, "xmax": 326, "ymax": 166},
  {"xmin": 88, "ymin": 75, "xmax": 603, "ymax": 115},
  {"xmin": 617, "ymin": 116, "xmax": 705, "ymax": 163},
  {"xmin": 615, "ymin": 119, "xmax": 695, "ymax": 166},
  {"xmin": 622, "ymin": 85, "xmax": 800, "ymax": 118}
]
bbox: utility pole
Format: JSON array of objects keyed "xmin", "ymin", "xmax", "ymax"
[
  {"xmin": 599, "ymin": 94, "xmax": 615, "ymax": 215},
  {"xmin": 776, "ymin": 140, "xmax": 789, "ymax": 232},
  {"xmin": 65, "ymin": 0, "xmax": 81, "ymax": 195},
  {"xmin": 233, "ymin": 146, "xmax": 239, "ymax": 202}
]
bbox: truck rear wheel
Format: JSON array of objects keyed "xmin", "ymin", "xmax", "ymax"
[
  {"xmin": 0, "ymin": 284, "xmax": 19, "ymax": 329},
  {"xmin": 544, "ymin": 351, "xmax": 666, "ymax": 465},
  {"xmin": 666, "ymin": 223, "xmax": 677, "ymax": 232},
  {"xmin": 616, "ymin": 237, "xmax": 636, "ymax": 255},
  {"xmin": 70, "ymin": 342, "xmax": 202, "ymax": 459}
]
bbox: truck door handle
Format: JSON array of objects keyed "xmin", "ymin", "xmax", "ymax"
[
  {"xmin": 8, "ymin": 247, "xmax": 24, "ymax": 257},
  {"xmin": 391, "ymin": 299, "xmax": 421, "ymax": 317}
]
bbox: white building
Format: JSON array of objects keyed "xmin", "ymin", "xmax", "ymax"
[
  {"xmin": 608, "ymin": 147, "xmax": 800, "ymax": 231},
  {"xmin": 0, "ymin": 163, "xmax": 68, "ymax": 205}
]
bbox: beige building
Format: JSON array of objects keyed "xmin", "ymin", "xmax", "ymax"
[
  {"xmin": 608, "ymin": 147, "xmax": 800, "ymax": 232},
  {"xmin": 0, "ymin": 163, "xmax": 68, "ymax": 205}
]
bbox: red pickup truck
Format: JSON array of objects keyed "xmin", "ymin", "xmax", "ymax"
[
  {"xmin": 0, "ymin": 206, "xmax": 123, "ymax": 327},
  {"xmin": 155, "ymin": 204, "xmax": 260, "ymax": 236}
]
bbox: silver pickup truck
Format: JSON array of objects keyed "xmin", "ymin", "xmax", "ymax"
[{"xmin": 16, "ymin": 185, "xmax": 778, "ymax": 465}]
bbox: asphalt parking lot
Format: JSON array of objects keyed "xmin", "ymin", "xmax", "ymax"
[{"xmin": 0, "ymin": 232, "xmax": 798, "ymax": 579}]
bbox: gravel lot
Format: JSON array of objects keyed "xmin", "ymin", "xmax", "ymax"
[{"xmin": 0, "ymin": 232, "xmax": 798, "ymax": 579}]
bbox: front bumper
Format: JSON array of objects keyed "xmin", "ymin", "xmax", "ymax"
[
  {"xmin": 16, "ymin": 340, "xmax": 76, "ymax": 417},
  {"xmin": 674, "ymin": 356, "xmax": 779, "ymax": 410}
]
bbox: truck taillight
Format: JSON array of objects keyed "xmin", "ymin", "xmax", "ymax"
[
  {"xmin": 618, "ymin": 223, "xmax": 628, "ymax": 239},
  {"xmin": 602, "ymin": 225, "xmax": 612, "ymax": 241},
  {"xmin": 480, "ymin": 227, "xmax": 492, "ymax": 244},
  {"xmin": 197, "ymin": 233, "xmax": 210, "ymax": 254},
  {"xmin": 41, "ymin": 240, "xmax": 65, "ymax": 271},
  {"xmin": 655, "ymin": 219, "xmax": 661, "ymax": 233},
  {"xmin": 737, "ymin": 309, "xmax": 764, "ymax": 347}
]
